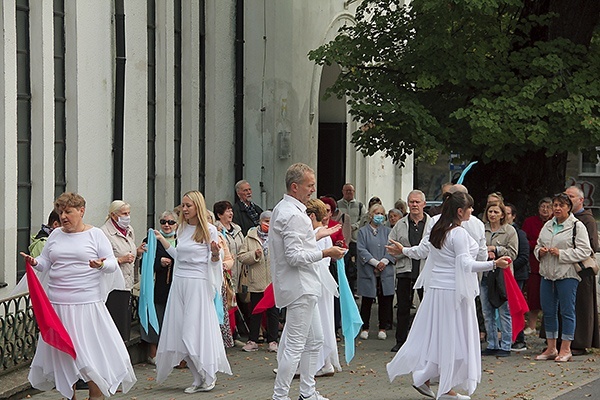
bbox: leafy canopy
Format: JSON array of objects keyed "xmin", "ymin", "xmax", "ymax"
[{"xmin": 309, "ymin": 0, "xmax": 600, "ymax": 166}]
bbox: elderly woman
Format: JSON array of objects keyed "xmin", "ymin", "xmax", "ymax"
[
  {"xmin": 100, "ymin": 200, "xmax": 143, "ymax": 290},
  {"xmin": 237, "ymin": 211, "xmax": 280, "ymax": 353},
  {"xmin": 357, "ymin": 204, "xmax": 395, "ymax": 340},
  {"xmin": 213, "ymin": 200, "xmax": 248, "ymax": 327},
  {"xmin": 20, "ymin": 192, "xmax": 136, "ymax": 400},
  {"xmin": 534, "ymin": 193, "xmax": 591, "ymax": 362},
  {"xmin": 155, "ymin": 191, "xmax": 232, "ymax": 393},
  {"xmin": 480, "ymin": 201, "xmax": 518, "ymax": 357},
  {"xmin": 386, "ymin": 208, "xmax": 403, "ymax": 228},
  {"xmin": 141, "ymin": 210, "xmax": 178, "ymax": 365}
]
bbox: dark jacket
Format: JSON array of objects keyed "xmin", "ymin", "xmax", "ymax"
[
  {"xmin": 573, "ymin": 208, "xmax": 600, "ymax": 252},
  {"xmin": 232, "ymin": 200, "xmax": 263, "ymax": 235},
  {"xmin": 142, "ymin": 237, "xmax": 175, "ymax": 305},
  {"xmin": 511, "ymin": 223, "xmax": 530, "ymax": 281}
]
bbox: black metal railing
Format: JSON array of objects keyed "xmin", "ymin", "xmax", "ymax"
[{"xmin": 0, "ymin": 292, "xmax": 37, "ymax": 375}]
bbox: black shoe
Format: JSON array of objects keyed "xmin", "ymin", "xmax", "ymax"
[
  {"xmin": 391, "ymin": 343, "xmax": 402, "ymax": 352},
  {"xmin": 511, "ymin": 342, "xmax": 527, "ymax": 352},
  {"xmin": 481, "ymin": 348, "xmax": 498, "ymax": 356},
  {"xmin": 75, "ymin": 379, "xmax": 88, "ymax": 390},
  {"xmin": 496, "ymin": 349, "xmax": 511, "ymax": 357}
]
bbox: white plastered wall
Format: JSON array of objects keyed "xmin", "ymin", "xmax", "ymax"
[{"xmin": 0, "ymin": 0, "xmax": 18, "ymax": 297}]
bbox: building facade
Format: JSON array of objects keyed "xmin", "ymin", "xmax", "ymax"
[{"xmin": 0, "ymin": 0, "xmax": 413, "ymax": 298}]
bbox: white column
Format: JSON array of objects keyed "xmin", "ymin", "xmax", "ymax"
[
  {"xmin": 154, "ymin": 0, "xmax": 176, "ymax": 213},
  {"xmin": 204, "ymin": 0, "xmax": 236, "ymax": 206},
  {"xmin": 64, "ymin": 0, "xmax": 114, "ymax": 225},
  {"xmin": 180, "ymin": 0, "xmax": 201, "ymax": 195},
  {"xmin": 0, "ymin": 0, "xmax": 19, "ymax": 296},
  {"xmin": 29, "ymin": 0, "xmax": 56, "ymax": 226},
  {"xmin": 123, "ymin": 0, "xmax": 149, "ymax": 233}
]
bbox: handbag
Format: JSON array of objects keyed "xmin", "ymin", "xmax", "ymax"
[
  {"xmin": 486, "ymin": 268, "xmax": 507, "ymax": 308},
  {"xmin": 571, "ymin": 222, "xmax": 599, "ymax": 275}
]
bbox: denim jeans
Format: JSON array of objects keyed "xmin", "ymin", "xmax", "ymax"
[
  {"xmin": 480, "ymin": 277, "xmax": 512, "ymax": 351},
  {"xmin": 540, "ymin": 277, "xmax": 579, "ymax": 341}
]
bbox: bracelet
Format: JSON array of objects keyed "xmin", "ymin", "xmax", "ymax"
[
  {"xmin": 98, "ymin": 262, "xmax": 105, "ymax": 270},
  {"xmin": 492, "ymin": 259, "xmax": 497, "ymax": 270}
]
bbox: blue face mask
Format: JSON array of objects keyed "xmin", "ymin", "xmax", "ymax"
[{"xmin": 373, "ymin": 215, "xmax": 385, "ymax": 225}]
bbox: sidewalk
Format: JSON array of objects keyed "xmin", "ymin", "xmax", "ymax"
[{"xmin": 16, "ymin": 331, "xmax": 599, "ymax": 400}]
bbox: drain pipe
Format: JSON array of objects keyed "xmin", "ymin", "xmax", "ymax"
[
  {"xmin": 234, "ymin": 0, "xmax": 244, "ymax": 192},
  {"xmin": 113, "ymin": 0, "xmax": 126, "ymax": 199}
]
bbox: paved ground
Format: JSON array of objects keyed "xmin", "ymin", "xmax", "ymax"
[{"xmin": 17, "ymin": 330, "xmax": 599, "ymax": 400}]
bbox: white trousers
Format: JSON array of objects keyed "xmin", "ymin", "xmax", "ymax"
[{"xmin": 273, "ymin": 294, "xmax": 324, "ymax": 400}]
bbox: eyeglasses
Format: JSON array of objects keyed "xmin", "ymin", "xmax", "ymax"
[{"xmin": 160, "ymin": 219, "xmax": 177, "ymax": 225}]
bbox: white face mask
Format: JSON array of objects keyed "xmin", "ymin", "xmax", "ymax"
[{"xmin": 117, "ymin": 215, "xmax": 131, "ymax": 229}]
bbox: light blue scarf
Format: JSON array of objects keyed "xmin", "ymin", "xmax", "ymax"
[
  {"xmin": 337, "ymin": 258, "xmax": 363, "ymax": 364},
  {"xmin": 138, "ymin": 229, "xmax": 160, "ymax": 335}
]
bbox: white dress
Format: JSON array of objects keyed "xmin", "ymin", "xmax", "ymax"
[
  {"xmin": 29, "ymin": 227, "xmax": 136, "ymax": 399},
  {"xmin": 314, "ymin": 227, "xmax": 341, "ymax": 372},
  {"xmin": 387, "ymin": 227, "xmax": 493, "ymax": 399},
  {"xmin": 156, "ymin": 223, "xmax": 232, "ymax": 385}
]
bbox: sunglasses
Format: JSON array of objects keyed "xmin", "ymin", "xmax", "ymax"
[{"xmin": 160, "ymin": 219, "xmax": 177, "ymax": 225}]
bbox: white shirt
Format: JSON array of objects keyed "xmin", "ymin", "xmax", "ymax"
[
  {"xmin": 403, "ymin": 214, "xmax": 487, "ymax": 262},
  {"xmin": 269, "ymin": 194, "xmax": 324, "ymax": 308},
  {"xmin": 35, "ymin": 227, "xmax": 119, "ymax": 304},
  {"xmin": 168, "ymin": 223, "xmax": 220, "ymax": 280}
]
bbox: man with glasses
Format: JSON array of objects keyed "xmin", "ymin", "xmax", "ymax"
[
  {"xmin": 564, "ymin": 185, "xmax": 600, "ymax": 355},
  {"xmin": 232, "ymin": 180, "xmax": 264, "ymax": 235}
]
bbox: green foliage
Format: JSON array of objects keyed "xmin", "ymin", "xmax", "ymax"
[{"xmin": 308, "ymin": 0, "xmax": 600, "ymax": 166}]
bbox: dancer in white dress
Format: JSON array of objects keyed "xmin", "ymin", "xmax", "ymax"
[
  {"xmin": 155, "ymin": 190, "xmax": 232, "ymax": 393},
  {"xmin": 306, "ymin": 199, "xmax": 342, "ymax": 377},
  {"xmin": 386, "ymin": 192, "xmax": 511, "ymax": 400},
  {"xmin": 20, "ymin": 192, "xmax": 136, "ymax": 400}
]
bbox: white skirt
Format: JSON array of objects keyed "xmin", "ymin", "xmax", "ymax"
[
  {"xmin": 387, "ymin": 288, "xmax": 481, "ymax": 398},
  {"xmin": 317, "ymin": 290, "xmax": 341, "ymax": 371},
  {"xmin": 156, "ymin": 277, "xmax": 232, "ymax": 384},
  {"xmin": 29, "ymin": 301, "xmax": 137, "ymax": 399}
]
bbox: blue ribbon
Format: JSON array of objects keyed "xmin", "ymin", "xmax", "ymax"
[
  {"xmin": 457, "ymin": 161, "xmax": 478, "ymax": 184},
  {"xmin": 139, "ymin": 229, "xmax": 160, "ymax": 335},
  {"xmin": 337, "ymin": 258, "xmax": 363, "ymax": 364}
]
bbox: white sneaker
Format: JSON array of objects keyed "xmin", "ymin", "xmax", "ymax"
[
  {"xmin": 359, "ymin": 330, "xmax": 369, "ymax": 340},
  {"xmin": 299, "ymin": 391, "xmax": 329, "ymax": 400},
  {"xmin": 184, "ymin": 380, "xmax": 216, "ymax": 393},
  {"xmin": 315, "ymin": 365, "xmax": 335, "ymax": 377},
  {"xmin": 242, "ymin": 340, "xmax": 259, "ymax": 352},
  {"xmin": 412, "ymin": 383, "xmax": 435, "ymax": 398},
  {"xmin": 523, "ymin": 327, "xmax": 537, "ymax": 336},
  {"xmin": 377, "ymin": 330, "xmax": 387, "ymax": 340},
  {"xmin": 268, "ymin": 341, "xmax": 279, "ymax": 352}
]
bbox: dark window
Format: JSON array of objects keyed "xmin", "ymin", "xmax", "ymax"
[
  {"xmin": 174, "ymin": 0, "xmax": 182, "ymax": 203},
  {"xmin": 54, "ymin": 0, "xmax": 66, "ymax": 197},
  {"xmin": 147, "ymin": 0, "xmax": 157, "ymax": 227},
  {"xmin": 16, "ymin": 0, "xmax": 31, "ymax": 279}
]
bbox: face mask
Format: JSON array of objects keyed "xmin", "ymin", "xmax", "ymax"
[
  {"xmin": 260, "ymin": 222, "xmax": 269, "ymax": 233},
  {"xmin": 117, "ymin": 215, "xmax": 131, "ymax": 229},
  {"xmin": 160, "ymin": 229, "xmax": 176, "ymax": 238},
  {"xmin": 373, "ymin": 215, "xmax": 385, "ymax": 225}
]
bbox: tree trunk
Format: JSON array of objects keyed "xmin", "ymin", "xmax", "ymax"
[{"xmin": 462, "ymin": 150, "xmax": 568, "ymax": 223}]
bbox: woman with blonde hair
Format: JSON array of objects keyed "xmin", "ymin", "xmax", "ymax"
[{"xmin": 155, "ymin": 191, "xmax": 232, "ymax": 393}]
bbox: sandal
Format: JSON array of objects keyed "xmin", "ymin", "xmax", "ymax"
[
  {"xmin": 554, "ymin": 353, "xmax": 572, "ymax": 362},
  {"xmin": 535, "ymin": 351, "xmax": 558, "ymax": 361}
]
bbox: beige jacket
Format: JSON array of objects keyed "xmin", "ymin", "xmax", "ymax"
[
  {"xmin": 237, "ymin": 227, "xmax": 271, "ymax": 292},
  {"xmin": 100, "ymin": 219, "xmax": 137, "ymax": 290}
]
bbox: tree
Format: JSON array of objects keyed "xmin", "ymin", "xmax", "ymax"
[{"xmin": 309, "ymin": 0, "xmax": 600, "ymax": 217}]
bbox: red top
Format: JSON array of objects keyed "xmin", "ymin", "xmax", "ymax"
[
  {"xmin": 327, "ymin": 219, "xmax": 347, "ymax": 248},
  {"xmin": 521, "ymin": 215, "xmax": 546, "ymax": 275}
]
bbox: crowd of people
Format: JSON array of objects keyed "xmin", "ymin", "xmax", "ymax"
[{"xmin": 18, "ymin": 168, "xmax": 600, "ymax": 400}]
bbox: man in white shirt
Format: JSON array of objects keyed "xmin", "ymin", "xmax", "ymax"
[{"xmin": 270, "ymin": 163, "xmax": 346, "ymax": 400}]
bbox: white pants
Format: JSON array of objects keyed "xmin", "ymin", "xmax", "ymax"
[{"xmin": 273, "ymin": 294, "xmax": 324, "ymax": 400}]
